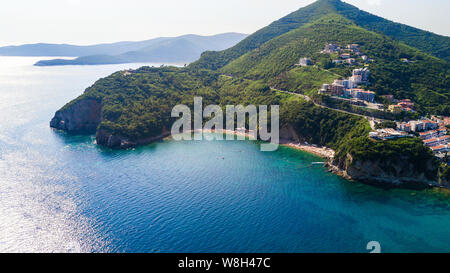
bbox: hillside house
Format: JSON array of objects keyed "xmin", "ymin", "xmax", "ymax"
[{"xmin": 297, "ymin": 58, "xmax": 312, "ymax": 66}]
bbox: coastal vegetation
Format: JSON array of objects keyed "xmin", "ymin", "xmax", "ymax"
[{"xmin": 334, "ymin": 137, "xmax": 439, "ymax": 182}]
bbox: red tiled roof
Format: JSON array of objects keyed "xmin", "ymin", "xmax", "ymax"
[
  {"xmin": 424, "ymin": 138, "xmax": 438, "ymax": 143},
  {"xmin": 431, "ymin": 145, "xmax": 446, "ymax": 151},
  {"xmin": 419, "ymin": 131, "xmax": 435, "ymax": 136}
]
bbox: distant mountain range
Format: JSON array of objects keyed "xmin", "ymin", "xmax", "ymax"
[{"xmin": 0, "ymin": 33, "xmax": 248, "ymax": 66}]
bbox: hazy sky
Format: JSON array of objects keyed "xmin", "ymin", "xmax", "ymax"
[{"xmin": 1, "ymin": 0, "xmax": 449, "ymax": 46}]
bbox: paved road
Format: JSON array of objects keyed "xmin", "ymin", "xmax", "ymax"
[
  {"xmin": 270, "ymin": 87, "xmax": 311, "ymax": 102},
  {"xmin": 270, "ymin": 87, "xmax": 383, "ymax": 127}
]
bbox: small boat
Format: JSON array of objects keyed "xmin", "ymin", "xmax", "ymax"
[{"xmin": 311, "ymin": 162, "xmax": 325, "ymax": 165}]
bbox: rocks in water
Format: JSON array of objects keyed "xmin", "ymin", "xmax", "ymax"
[
  {"xmin": 95, "ymin": 129, "xmax": 132, "ymax": 149},
  {"xmin": 95, "ymin": 129, "xmax": 171, "ymax": 149}
]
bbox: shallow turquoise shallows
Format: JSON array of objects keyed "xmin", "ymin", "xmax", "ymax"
[{"xmin": 0, "ymin": 57, "xmax": 449, "ymax": 253}]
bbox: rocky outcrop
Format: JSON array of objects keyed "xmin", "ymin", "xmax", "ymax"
[
  {"xmin": 95, "ymin": 129, "xmax": 171, "ymax": 149},
  {"xmin": 50, "ymin": 97, "xmax": 171, "ymax": 148},
  {"xmin": 329, "ymin": 153, "xmax": 440, "ymax": 189},
  {"xmin": 280, "ymin": 124, "xmax": 301, "ymax": 142},
  {"xmin": 438, "ymin": 166, "xmax": 450, "ymax": 189},
  {"xmin": 50, "ymin": 98, "xmax": 101, "ymax": 133}
]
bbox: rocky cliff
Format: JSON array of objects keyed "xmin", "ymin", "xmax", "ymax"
[
  {"xmin": 50, "ymin": 98, "xmax": 171, "ymax": 148},
  {"xmin": 50, "ymin": 98, "xmax": 101, "ymax": 133},
  {"xmin": 279, "ymin": 124, "xmax": 301, "ymax": 142},
  {"xmin": 329, "ymin": 153, "xmax": 440, "ymax": 189},
  {"xmin": 95, "ymin": 129, "xmax": 170, "ymax": 149}
]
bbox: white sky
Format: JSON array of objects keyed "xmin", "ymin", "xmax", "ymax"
[{"xmin": 1, "ymin": 0, "xmax": 449, "ymax": 46}]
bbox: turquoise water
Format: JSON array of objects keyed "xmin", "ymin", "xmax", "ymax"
[{"xmin": 0, "ymin": 57, "xmax": 449, "ymax": 253}]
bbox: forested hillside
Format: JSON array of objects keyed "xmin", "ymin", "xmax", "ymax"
[
  {"xmin": 192, "ymin": 0, "xmax": 449, "ymax": 71},
  {"xmin": 220, "ymin": 14, "xmax": 449, "ymax": 114}
]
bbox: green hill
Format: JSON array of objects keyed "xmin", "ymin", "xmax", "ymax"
[
  {"xmin": 192, "ymin": 0, "xmax": 449, "ymax": 71},
  {"xmin": 220, "ymin": 13, "xmax": 449, "ymax": 114}
]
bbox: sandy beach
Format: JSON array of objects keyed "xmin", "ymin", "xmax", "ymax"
[
  {"xmin": 170, "ymin": 129, "xmax": 258, "ymax": 140},
  {"xmin": 280, "ymin": 141, "xmax": 335, "ymax": 159}
]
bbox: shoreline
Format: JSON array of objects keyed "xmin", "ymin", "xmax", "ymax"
[
  {"xmin": 167, "ymin": 129, "xmax": 258, "ymax": 140},
  {"xmin": 94, "ymin": 129, "xmax": 449, "ymax": 191},
  {"xmin": 280, "ymin": 141, "xmax": 335, "ymax": 159},
  {"xmin": 170, "ymin": 129, "xmax": 335, "ymax": 159},
  {"xmin": 168, "ymin": 130, "xmax": 334, "ymax": 159}
]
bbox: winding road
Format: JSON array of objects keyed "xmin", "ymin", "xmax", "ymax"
[{"xmin": 270, "ymin": 87, "xmax": 383, "ymax": 128}]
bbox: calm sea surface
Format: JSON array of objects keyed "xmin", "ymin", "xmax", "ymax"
[{"xmin": 0, "ymin": 56, "xmax": 448, "ymax": 253}]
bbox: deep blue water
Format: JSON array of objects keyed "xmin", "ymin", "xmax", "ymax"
[{"xmin": 0, "ymin": 57, "xmax": 449, "ymax": 253}]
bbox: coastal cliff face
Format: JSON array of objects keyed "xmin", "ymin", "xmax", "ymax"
[
  {"xmin": 95, "ymin": 129, "xmax": 170, "ymax": 149},
  {"xmin": 50, "ymin": 97, "xmax": 170, "ymax": 148},
  {"xmin": 50, "ymin": 98, "xmax": 101, "ymax": 133},
  {"xmin": 438, "ymin": 166, "xmax": 450, "ymax": 188},
  {"xmin": 280, "ymin": 124, "xmax": 301, "ymax": 142},
  {"xmin": 330, "ymin": 153, "xmax": 439, "ymax": 189}
]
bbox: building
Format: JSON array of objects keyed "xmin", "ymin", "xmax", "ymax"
[
  {"xmin": 401, "ymin": 58, "xmax": 411, "ymax": 63},
  {"xmin": 329, "ymin": 85, "xmax": 344, "ymax": 96},
  {"xmin": 431, "ymin": 145, "xmax": 449, "ymax": 153},
  {"xmin": 319, "ymin": 82, "xmax": 345, "ymax": 96},
  {"xmin": 423, "ymin": 120, "xmax": 439, "ymax": 131},
  {"xmin": 344, "ymin": 88, "xmax": 375, "ymax": 102},
  {"xmin": 347, "ymin": 44, "xmax": 359, "ymax": 50},
  {"xmin": 322, "ymin": 44, "xmax": 340, "ymax": 53},
  {"xmin": 398, "ymin": 122, "xmax": 412, "ymax": 132},
  {"xmin": 350, "ymin": 75, "xmax": 362, "ymax": 84},
  {"xmin": 341, "ymin": 79, "xmax": 357, "ymax": 89},
  {"xmin": 340, "ymin": 53, "xmax": 351, "ymax": 59},
  {"xmin": 389, "ymin": 99, "xmax": 415, "ymax": 113},
  {"xmin": 369, "ymin": 132, "xmax": 380, "ymax": 139},
  {"xmin": 409, "ymin": 121, "xmax": 424, "ymax": 132},
  {"xmin": 438, "ymin": 135, "xmax": 450, "ymax": 145},
  {"xmin": 397, "ymin": 99, "xmax": 414, "ymax": 110},
  {"xmin": 346, "ymin": 58, "xmax": 356, "ymax": 65},
  {"xmin": 424, "ymin": 138, "xmax": 440, "ymax": 147},
  {"xmin": 352, "ymin": 68, "xmax": 370, "ymax": 82},
  {"xmin": 424, "ymin": 135, "xmax": 449, "ymax": 151},
  {"xmin": 356, "ymin": 90, "xmax": 375, "ymax": 102},
  {"xmin": 419, "ymin": 130, "xmax": 438, "ymax": 140},
  {"xmin": 319, "ymin": 84, "xmax": 330, "ymax": 94},
  {"xmin": 321, "ymin": 84, "xmax": 330, "ymax": 90},
  {"xmin": 438, "ymin": 128, "xmax": 447, "ymax": 136},
  {"xmin": 444, "ymin": 117, "xmax": 450, "ymax": 126},
  {"xmin": 297, "ymin": 58, "xmax": 312, "ymax": 67},
  {"xmin": 370, "ymin": 128, "xmax": 410, "ymax": 140},
  {"xmin": 389, "ymin": 104, "xmax": 403, "ymax": 114}
]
